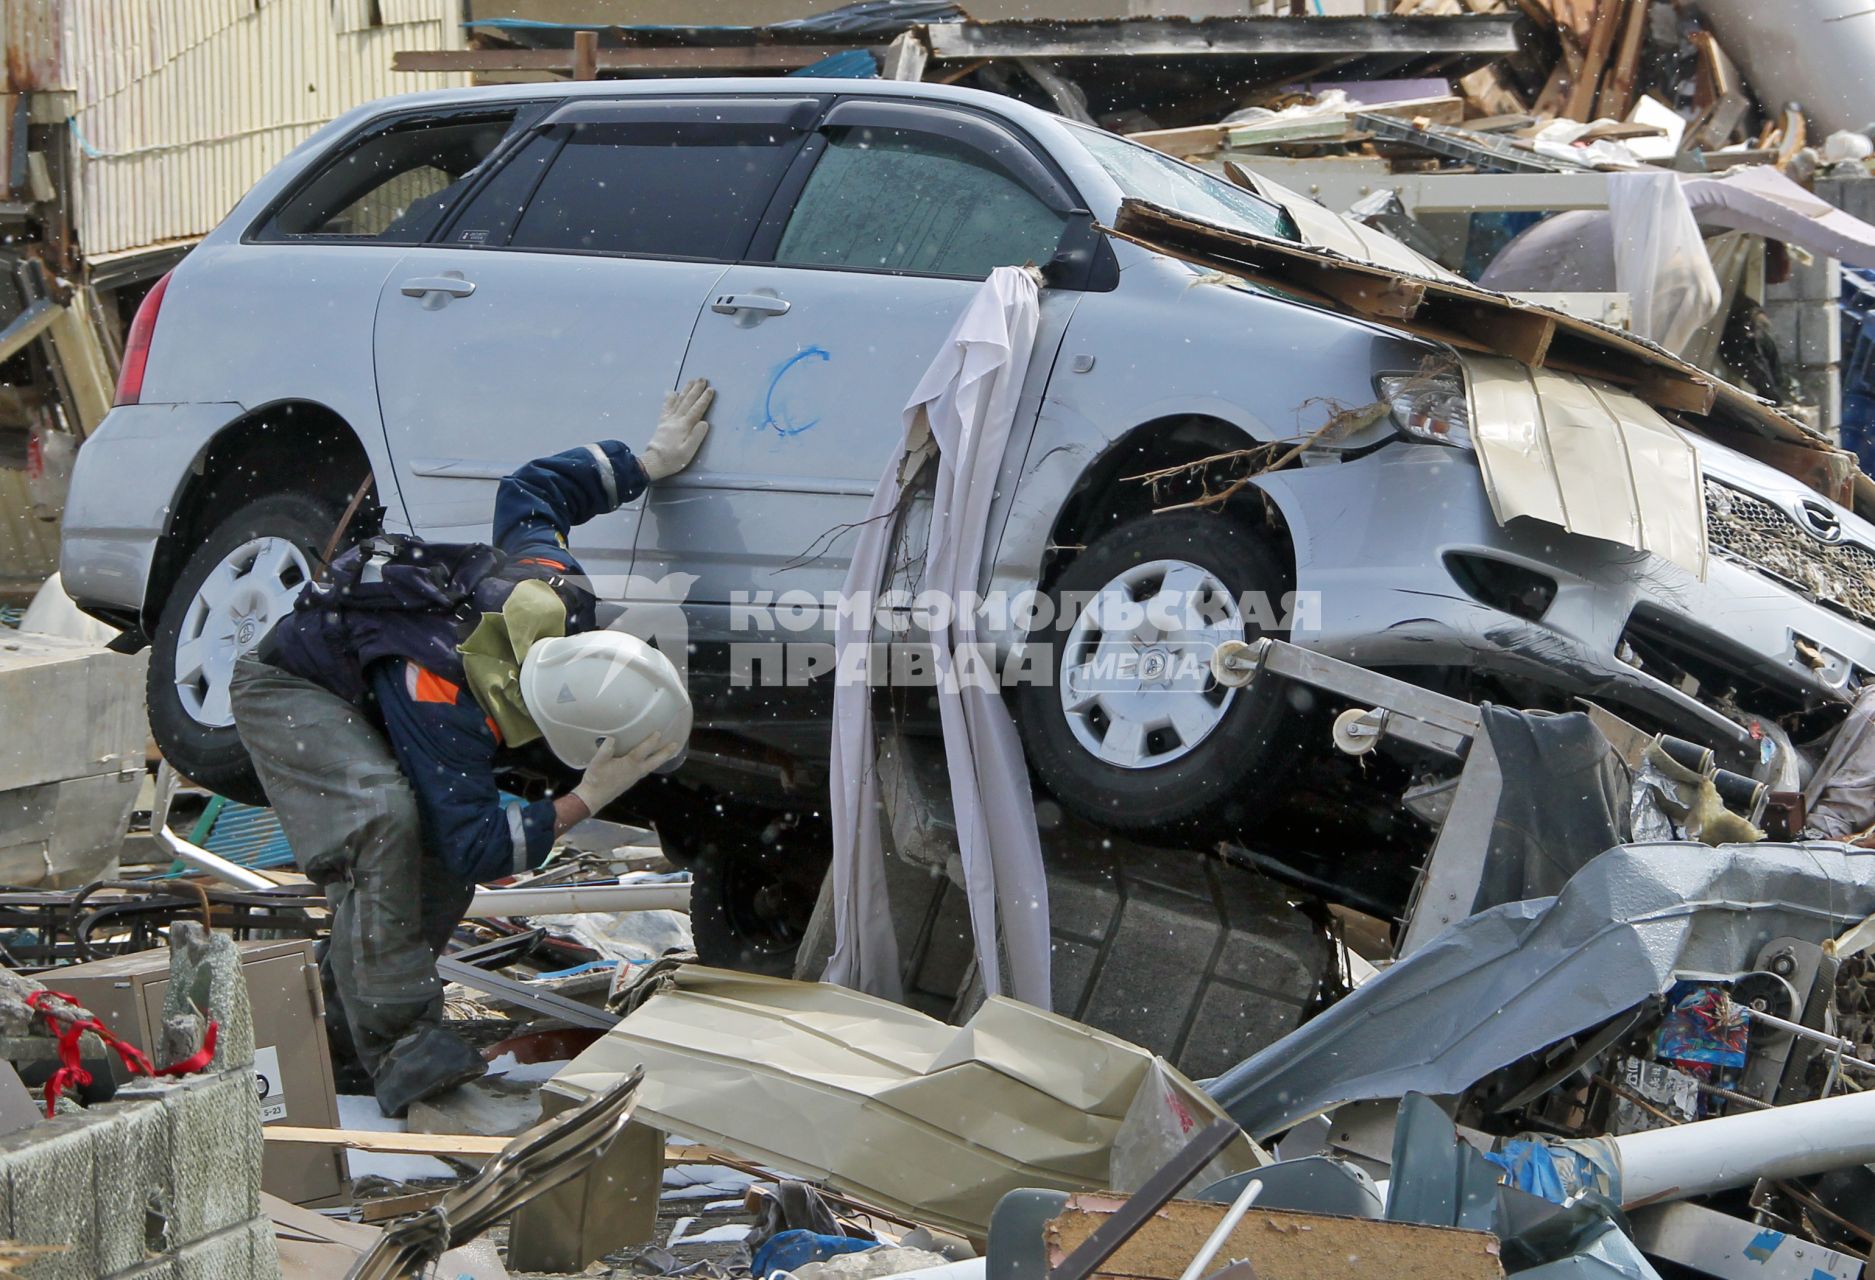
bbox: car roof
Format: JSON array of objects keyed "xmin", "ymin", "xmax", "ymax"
[{"xmin": 357, "ymin": 76, "xmax": 1068, "ymax": 134}]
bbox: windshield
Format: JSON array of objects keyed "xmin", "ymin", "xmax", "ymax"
[{"xmin": 1069, "ymin": 124, "xmax": 1298, "ymax": 243}]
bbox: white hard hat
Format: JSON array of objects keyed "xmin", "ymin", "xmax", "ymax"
[{"xmin": 519, "ymin": 631, "xmax": 692, "ymax": 768}]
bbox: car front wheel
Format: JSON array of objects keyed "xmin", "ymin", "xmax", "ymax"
[
  {"xmin": 1016, "ymin": 511, "xmax": 1300, "ymax": 839},
  {"xmin": 147, "ymin": 492, "xmax": 337, "ymax": 803}
]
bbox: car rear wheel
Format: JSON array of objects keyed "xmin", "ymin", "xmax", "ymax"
[
  {"xmin": 148, "ymin": 492, "xmax": 337, "ymax": 804},
  {"xmin": 1016, "ymin": 511, "xmax": 1300, "ymax": 839}
]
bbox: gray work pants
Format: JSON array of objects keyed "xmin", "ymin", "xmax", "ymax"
[{"xmin": 230, "ymin": 657, "xmax": 474, "ymax": 1078}]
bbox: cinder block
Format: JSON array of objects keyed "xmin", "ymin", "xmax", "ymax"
[
  {"xmin": 2, "ymin": 1113, "xmax": 102, "ymax": 1280},
  {"xmin": 152, "ymin": 1071, "xmax": 262, "ymax": 1246},
  {"xmin": 1763, "ymin": 298, "xmax": 1802, "ymax": 356},
  {"xmin": 1767, "ymin": 253, "xmax": 1840, "ymax": 304},
  {"xmin": 107, "ymin": 1262, "xmax": 177, "ymax": 1280},
  {"xmin": 1818, "ymin": 175, "xmax": 1875, "ymax": 225},
  {"xmin": 248, "ymin": 1211, "xmax": 280, "ymax": 1278},
  {"xmin": 1802, "ymin": 303, "xmax": 1843, "ymax": 366},
  {"xmin": 93, "ymin": 1098, "xmax": 173, "ymax": 1273},
  {"xmin": 159, "ymin": 924, "xmax": 255, "ymax": 1072},
  {"xmin": 171, "ymin": 1219, "xmax": 257, "ymax": 1280},
  {"xmin": 1791, "ymin": 363, "xmax": 1845, "ymax": 431}
]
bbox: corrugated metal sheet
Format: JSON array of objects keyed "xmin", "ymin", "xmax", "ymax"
[
  {"xmin": 30, "ymin": 0, "xmax": 469, "ymax": 257},
  {"xmin": 1, "ymin": 1, "xmax": 62, "ymax": 93}
]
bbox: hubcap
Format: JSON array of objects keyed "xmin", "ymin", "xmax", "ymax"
[
  {"xmin": 1058, "ymin": 558, "xmax": 1245, "ymax": 770},
  {"xmin": 174, "ymin": 537, "xmax": 311, "ymax": 727}
]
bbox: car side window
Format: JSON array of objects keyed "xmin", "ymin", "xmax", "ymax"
[
  {"xmin": 498, "ymin": 118, "xmax": 801, "ymax": 260},
  {"xmin": 261, "ymin": 111, "xmax": 520, "ymax": 242},
  {"xmin": 775, "ymin": 125, "xmax": 1069, "ymax": 279}
]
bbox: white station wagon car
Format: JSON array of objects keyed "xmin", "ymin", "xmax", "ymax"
[{"xmin": 61, "ymin": 78, "xmax": 1875, "ymax": 960}]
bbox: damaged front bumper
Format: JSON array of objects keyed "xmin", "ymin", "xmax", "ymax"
[{"xmin": 1253, "ymin": 438, "xmax": 1875, "ymax": 757}]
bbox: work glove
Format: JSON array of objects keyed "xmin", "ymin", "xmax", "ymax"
[
  {"xmin": 573, "ymin": 734, "xmax": 680, "ymax": 815},
  {"xmin": 640, "ymin": 378, "xmax": 716, "ymax": 481}
]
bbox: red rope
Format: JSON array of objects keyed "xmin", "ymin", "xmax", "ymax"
[{"xmin": 25, "ymin": 989, "xmax": 219, "ymax": 1117}]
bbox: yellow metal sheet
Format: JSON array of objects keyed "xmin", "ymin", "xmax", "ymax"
[{"xmin": 1462, "ymin": 354, "xmax": 1707, "ymax": 577}]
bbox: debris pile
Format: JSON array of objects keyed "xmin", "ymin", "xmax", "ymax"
[{"xmin": 7, "ymin": 4, "xmax": 1875, "ymax": 1280}]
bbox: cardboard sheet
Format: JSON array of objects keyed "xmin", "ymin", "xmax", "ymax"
[
  {"xmin": 1462, "ymin": 353, "xmax": 1707, "ymax": 576},
  {"xmin": 548, "ymin": 967, "xmax": 1264, "ymax": 1237}
]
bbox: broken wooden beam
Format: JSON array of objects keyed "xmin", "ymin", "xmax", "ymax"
[
  {"xmin": 1566, "ymin": 0, "xmax": 1621, "ymax": 121},
  {"xmin": 1127, "ymin": 125, "xmax": 1229, "ymax": 158}
]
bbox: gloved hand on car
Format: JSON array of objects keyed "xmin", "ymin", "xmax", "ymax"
[
  {"xmin": 640, "ymin": 378, "xmax": 716, "ymax": 480},
  {"xmin": 573, "ymin": 734, "xmax": 681, "ymax": 815}
]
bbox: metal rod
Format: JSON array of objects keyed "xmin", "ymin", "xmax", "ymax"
[
  {"xmin": 1735, "ymin": 1005, "xmax": 1875, "ymax": 1075},
  {"xmin": 1177, "ymin": 1180, "xmax": 1264, "ymax": 1280}
]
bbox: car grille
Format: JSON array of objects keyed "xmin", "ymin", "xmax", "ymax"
[{"xmin": 1704, "ymin": 480, "xmax": 1875, "ymax": 627}]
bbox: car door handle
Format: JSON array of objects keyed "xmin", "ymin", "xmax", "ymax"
[
  {"xmin": 400, "ymin": 276, "xmax": 476, "ymax": 299},
  {"xmin": 710, "ymin": 293, "xmax": 790, "ymax": 317}
]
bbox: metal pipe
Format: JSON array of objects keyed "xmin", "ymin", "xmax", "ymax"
[
  {"xmin": 464, "ymin": 881, "xmax": 690, "ymax": 918},
  {"xmin": 1177, "ymin": 1179, "xmax": 1263, "ymax": 1280},
  {"xmin": 1735, "ymin": 1005, "xmax": 1875, "ymax": 1075},
  {"xmin": 156, "ymin": 828, "xmax": 275, "ymax": 892},
  {"xmin": 1615, "ymin": 1089, "xmax": 1875, "ymax": 1205}
]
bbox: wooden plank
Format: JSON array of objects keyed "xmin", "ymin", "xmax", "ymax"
[
  {"xmin": 1126, "ymin": 125, "xmax": 1228, "ymax": 158},
  {"xmin": 1101, "ymin": 201, "xmax": 1838, "ymax": 469},
  {"xmin": 265, "ymin": 1126, "xmax": 511, "ymax": 1157},
  {"xmin": 572, "ymin": 29, "xmax": 598, "ymax": 81},
  {"xmin": 922, "ymin": 15, "xmax": 1519, "ymax": 61},
  {"xmin": 1565, "ymin": 0, "xmax": 1620, "ymax": 121},
  {"xmin": 1595, "ymin": 0, "xmax": 1649, "ymax": 121},
  {"xmin": 393, "ymin": 46, "xmax": 850, "ymax": 73},
  {"xmin": 1579, "ymin": 119, "xmax": 1667, "ymax": 141}
]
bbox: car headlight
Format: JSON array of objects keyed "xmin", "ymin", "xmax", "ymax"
[{"xmin": 1378, "ymin": 371, "xmax": 1472, "ymax": 449}]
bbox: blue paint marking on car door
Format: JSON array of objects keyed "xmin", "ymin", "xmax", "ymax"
[{"xmin": 760, "ymin": 347, "xmax": 833, "ymax": 438}]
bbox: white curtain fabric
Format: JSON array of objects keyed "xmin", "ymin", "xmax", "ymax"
[
  {"xmin": 1608, "ymin": 170, "xmax": 1723, "ymax": 357},
  {"xmin": 824, "ymin": 265, "xmax": 1054, "ymax": 1008}
]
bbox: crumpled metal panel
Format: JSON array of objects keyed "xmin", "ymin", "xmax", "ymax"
[
  {"xmin": 1463, "ymin": 354, "xmax": 1708, "ymax": 577},
  {"xmin": 1236, "ymin": 171, "xmax": 1465, "ymax": 282},
  {"xmin": 1206, "ymin": 841, "xmax": 1875, "ymax": 1140}
]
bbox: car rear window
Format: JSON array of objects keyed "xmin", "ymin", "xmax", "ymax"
[
  {"xmin": 1070, "ymin": 125, "xmax": 1298, "ymax": 243},
  {"xmin": 261, "ymin": 111, "xmax": 520, "ymax": 242},
  {"xmin": 501, "ymin": 119, "xmax": 800, "ymax": 260}
]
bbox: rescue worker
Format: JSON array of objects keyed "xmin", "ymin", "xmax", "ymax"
[{"xmin": 229, "ymin": 379, "xmax": 714, "ymax": 1116}]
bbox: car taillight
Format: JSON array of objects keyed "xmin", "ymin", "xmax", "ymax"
[{"xmin": 114, "ymin": 270, "xmax": 173, "ymax": 407}]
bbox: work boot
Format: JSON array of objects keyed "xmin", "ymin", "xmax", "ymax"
[{"xmin": 372, "ymin": 1024, "xmax": 487, "ymax": 1119}]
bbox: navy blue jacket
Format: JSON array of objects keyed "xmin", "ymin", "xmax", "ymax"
[{"xmin": 278, "ymin": 441, "xmax": 647, "ymax": 883}]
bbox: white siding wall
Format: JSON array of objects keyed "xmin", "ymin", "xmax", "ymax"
[{"xmin": 53, "ymin": 0, "xmax": 469, "ymax": 257}]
